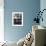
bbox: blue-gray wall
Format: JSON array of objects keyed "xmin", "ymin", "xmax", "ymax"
[
  {"xmin": 4, "ymin": 0, "xmax": 40, "ymax": 42},
  {"xmin": 40, "ymin": 0, "xmax": 46, "ymax": 27}
]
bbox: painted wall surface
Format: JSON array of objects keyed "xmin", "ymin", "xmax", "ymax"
[
  {"xmin": 40, "ymin": 0, "xmax": 46, "ymax": 27},
  {"xmin": 0, "ymin": 0, "xmax": 4, "ymax": 41},
  {"xmin": 4, "ymin": 0, "xmax": 40, "ymax": 42}
]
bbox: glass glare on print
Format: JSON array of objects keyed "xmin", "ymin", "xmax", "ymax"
[{"xmin": 12, "ymin": 12, "xmax": 23, "ymax": 26}]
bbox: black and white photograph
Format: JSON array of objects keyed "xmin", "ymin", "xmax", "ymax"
[{"xmin": 12, "ymin": 12, "xmax": 23, "ymax": 26}]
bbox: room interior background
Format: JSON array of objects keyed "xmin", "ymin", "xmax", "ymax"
[
  {"xmin": 0, "ymin": 0, "xmax": 46, "ymax": 43},
  {"xmin": 4, "ymin": 0, "xmax": 40, "ymax": 42}
]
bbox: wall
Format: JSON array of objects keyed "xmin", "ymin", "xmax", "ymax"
[
  {"xmin": 40, "ymin": 0, "xmax": 46, "ymax": 27},
  {"xmin": 0, "ymin": 0, "xmax": 4, "ymax": 42},
  {"xmin": 4, "ymin": 0, "xmax": 40, "ymax": 42}
]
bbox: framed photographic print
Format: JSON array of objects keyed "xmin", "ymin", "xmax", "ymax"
[{"xmin": 12, "ymin": 12, "xmax": 23, "ymax": 26}]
